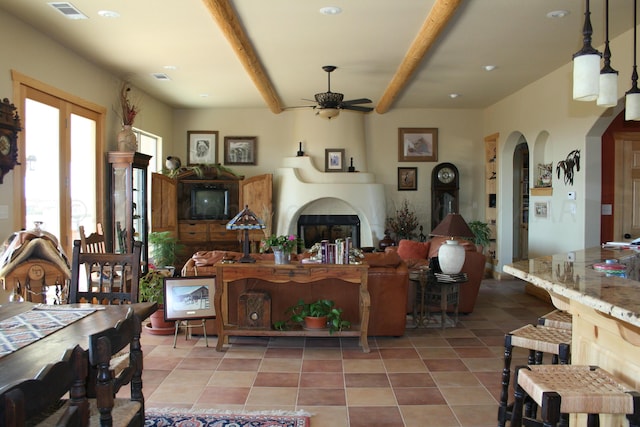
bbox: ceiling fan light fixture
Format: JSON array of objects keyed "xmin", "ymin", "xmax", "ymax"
[{"xmin": 317, "ymin": 108, "xmax": 340, "ymax": 119}]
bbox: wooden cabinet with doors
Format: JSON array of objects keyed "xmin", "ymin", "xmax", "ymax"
[
  {"xmin": 151, "ymin": 167, "xmax": 272, "ymax": 268},
  {"xmin": 107, "ymin": 151, "xmax": 151, "ymax": 272},
  {"xmin": 484, "ymin": 134, "xmax": 498, "ymax": 278}
]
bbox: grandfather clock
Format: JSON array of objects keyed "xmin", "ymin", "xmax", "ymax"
[{"xmin": 431, "ymin": 163, "xmax": 459, "ymax": 229}]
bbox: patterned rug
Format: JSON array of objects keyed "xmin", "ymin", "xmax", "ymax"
[
  {"xmin": 0, "ymin": 306, "xmax": 95, "ymax": 357},
  {"xmin": 144, "ymin": 409, "xmax": 311, "ymax": 426}
]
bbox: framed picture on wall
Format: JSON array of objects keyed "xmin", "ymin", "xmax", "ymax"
[
  {"xmin": 163, "ymin": 276, "xmax": 217, "ymax": 321},
  {"xmin": 534, "ymin": 201, "xmax": 549, "ymax": 219},
  {"xmin": 397, "ymin": 167, "xmax": 417, "ymax": 191},
  {"xmin": 224, "ymin": 136, "xmax": 257, "ymax": 165},
  {"xmin": 325, "ymin": 148, "xmax": 345, "ymax": 172},
  {"xmin": 398, "ymin": 128, "xmax": 438, "ymax": 162},
  {"xmin": 187, "ymin": 131, "xmax": 218, "ymax": 165}
]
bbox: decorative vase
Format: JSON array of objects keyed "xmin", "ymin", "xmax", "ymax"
[
  {"xmin": 117, "ymin": 124, "xmax": 137, "ymax": 152},
  {"xmin": 438, "ymin": 239, "xmax": 466, "ymax": 274},
  {"xmin": 273, "ymin": 247, "xmax": 290, "ymax": 265}
]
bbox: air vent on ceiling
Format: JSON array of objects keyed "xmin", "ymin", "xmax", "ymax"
[
  {"xmin": 152, "ymin": 73, "xmax": 171, "ymax": 81},
  {"xmin": 48, "ymin": 2, "xmax": 88, "ymax": 20}
]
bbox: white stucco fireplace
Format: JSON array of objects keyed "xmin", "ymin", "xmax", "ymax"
[{"xmin": 274, "ymin": 156, "xmax": 385, "ymax": 247}]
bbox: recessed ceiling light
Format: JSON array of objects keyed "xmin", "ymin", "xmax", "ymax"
[
  {"xmin": 483, "ymin": 65, "xmax": 497, "ymax": 72},
  {"xmin": 319, "ymin": 6, "xmax": 342, "ymax": 15},
  {"xmin": 97, "ymin": 10, "xmax": 119, "ymax": 18},
  {"xmin": 449, "ymin": 93, "xmax": 461, "ymax": 99},
  {"xmin": 199, "ymin": 94, "xmax": 209, "ymax": 98},
  {"xmin": 547, "ymin": 10, "xmax": 569, "ymax": 19},
  {"xmin": 163, "ymin": 65, "xmax": 178, "ymax": 70},
  {"xmin": 151, "ymin": 73, "xmax": 171, "ymax": 81}
]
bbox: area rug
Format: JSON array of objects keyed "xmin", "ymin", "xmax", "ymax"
[{"xmin": 145, "ymin": 409, "xmax": 311, "ymax": 426}]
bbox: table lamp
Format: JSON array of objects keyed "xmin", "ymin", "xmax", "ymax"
[
  {"xmin": 226, "ymin": 205, "xmax": 266, "ymax": 263},
  {"xmin": 430, "ymin": 213, "xmax": 475, "ymax": 274}
]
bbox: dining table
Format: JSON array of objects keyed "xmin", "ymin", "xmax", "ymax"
[{"xmin": 0, "ymin": 301, "xmax": 157, "ymax": 389}]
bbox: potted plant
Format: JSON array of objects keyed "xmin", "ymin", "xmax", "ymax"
[
  {"xmin": 274, "ymin": 299, "xmax": 351, "ymax": 334},
  {"xmin": 385, "ymin": 199, "xmax": 419, "ymax": 242},
  {"xmin": 468, "ymin": 220, "xmax": 492, "ymax": 253},
  {"xmin": 148, "ymin": 231, "xmax": 184, "ymax": 269},
  {"xmin": 139, "ymin": 269, "xmax": 174, "ymax": 334}
]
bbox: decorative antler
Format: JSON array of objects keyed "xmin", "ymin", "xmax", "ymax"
[{"xmin": 556, "ymin": 150, "xmax": 581, "ymax": 185}]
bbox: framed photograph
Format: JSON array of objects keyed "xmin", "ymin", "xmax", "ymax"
[
  {"xmin": 398, "ymin": 127, "xmax": 438, "ymax": 162},
  {"xmin": 325, "ymin": 148, "xmax": 345, "ymax": 172},
  {"xmin": 397, "ymin": 167, "xmax": 417, "ymax": 191},
  {"xmin": 534, "ymin": 201, "xmax": 549, "ymax": 219},
  {"xmin": 163, "ymin": 276, "xmax": 216, "ymax": 321},
  {"xmin": 187, "ymin": 131, "xmax": 218, "ymax": 165},
  {"xmin": 224, "ymin": 136, "xmax": 257, "ymax": 165}
]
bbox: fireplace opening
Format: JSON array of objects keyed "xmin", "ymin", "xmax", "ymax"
[{"xmin": 297, "ymin": 215, "xmax": 360, "ymax": 249}]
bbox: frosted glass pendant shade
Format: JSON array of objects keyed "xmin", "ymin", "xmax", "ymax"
[
  {"xmin": 626, "ymin": 92, "xmax": 640, "ymax": 120},
  {"xmin": 438, "ymin": 239, "xmax": 466, "ymax": 274},
  {"xmin": 597, "ymin": 72, "xmax": 618, "ymax": 107},
  {"xmin": 573, "ymin": 54, "xmax": 601, "ymax": 101}
]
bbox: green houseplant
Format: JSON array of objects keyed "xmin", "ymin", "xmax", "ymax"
[
  {"xmin": 148, "ymin": 231, "xmax": 184, "ymax": 268},
  {"xmin": 468, "ymin": 220, "xmax": 492, "ymax": 253},
  {"xmin": 139, "ymin": 266, "xmax": 175, "ymax": 334},
  {"xmin": 274, "ymin": 299, "xmax": 351, "ymax": 334}
]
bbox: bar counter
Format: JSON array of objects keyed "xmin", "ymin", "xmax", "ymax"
[{"xmin": 504, "ymin": 247, "xmax": 640, "ymax": 425}]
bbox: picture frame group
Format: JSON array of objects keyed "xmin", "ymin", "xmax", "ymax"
[
  {"xmin": 163, "ymin": 276, "xmax": 216, "ymax": 321},
  {"xmin": 398, "ymin": 128, "xmax": 438, "ymax": 162},
  {"xmin": 187, "ymin": 131, "xmax": 218, "ymax": 165}
]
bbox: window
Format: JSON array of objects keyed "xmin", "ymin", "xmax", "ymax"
[{"xmin": 14, "ymin": 72, "xmax": 105, "ymax": 255}]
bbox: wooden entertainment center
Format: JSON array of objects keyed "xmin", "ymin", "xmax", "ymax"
[{"xmin": 151, "ymin": 167, "xmax": 272, "ymax": 267}]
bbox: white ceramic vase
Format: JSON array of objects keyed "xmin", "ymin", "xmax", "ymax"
[
  {"xmin": 438, "ymin": 239, "xmax": 465, "ymax": 274},
  {"xmin": 117, "ymin": 125, "xmax": 137, "ymax": 152}
]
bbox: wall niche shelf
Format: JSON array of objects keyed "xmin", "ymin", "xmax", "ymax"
[{"xmin": 530, "ymin": 187, "xmax": 553, "ymax": 196}]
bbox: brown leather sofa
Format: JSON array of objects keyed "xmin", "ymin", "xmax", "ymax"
[
  {"xmin": 181, "ymin": 250, "xmax": 409, "ymax": 336},
  {"xmin": 388, "ymin": 236, "xmax": 486, "ymax": 314}
]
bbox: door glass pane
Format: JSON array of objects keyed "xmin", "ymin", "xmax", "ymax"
[
  {"xmin": 25, "ymin": 99, "xmax": 60, "ymax": 237},
  {"xmin": 70, "ymin": 113, "xmax": 96, "ymax": 242}
]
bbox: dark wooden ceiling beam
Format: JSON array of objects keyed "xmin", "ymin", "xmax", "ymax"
[
  {"xmin": 376, "ymin": 0, "xmax": 463, "ymax": 114},
  {"xmin": 201, "ymin": 0, "xmax": 284, "ymax": 114}
]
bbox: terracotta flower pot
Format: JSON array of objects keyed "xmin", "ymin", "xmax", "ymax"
[
  {"xmin": 145, "ymin": 306, "xmax": 174, "ymax": 335},
  {"xmin": 304, "ymin": 316, "xmax": 328, "ymax": 329}
]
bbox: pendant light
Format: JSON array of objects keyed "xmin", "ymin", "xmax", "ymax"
[
  {"xmin": 573, "ymin": 0, "xmax": 602, "ymax": 101},
  {"xmin": 626, "ymin": 0, "xmax": 640, "ymax": 120},
  {"xmin": 597, "ymin": 0, "xmax": 618, "ymax": 107}
]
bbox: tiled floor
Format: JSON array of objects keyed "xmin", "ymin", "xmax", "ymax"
[{"xmin": 138, "ymin": 278, "xmax": 554, "ymax": 426}]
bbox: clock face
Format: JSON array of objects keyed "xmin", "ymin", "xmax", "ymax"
[
  {"xmin": 437, "ymin": 167, "xmax": 456, "ymax": 184},
  {"xmin": 0, "ymin": 135, "xmax": 10, "ymax": 156}
]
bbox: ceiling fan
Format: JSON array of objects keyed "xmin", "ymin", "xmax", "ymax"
[{"xmin": 302, "ymin": 65, "xmax": 374, "ymax": 119}]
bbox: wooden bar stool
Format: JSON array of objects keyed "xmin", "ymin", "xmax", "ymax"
[
  {"xmin": 498, "ymin": 324, "xmax": 572, "ymax": 427},
  {"xmin": 510, "ymin": 364, "xmax": 640, "ymax": 427},
  {"xmin": 538, "ymin": 309, "xmax": 572, "ymax": 331}
]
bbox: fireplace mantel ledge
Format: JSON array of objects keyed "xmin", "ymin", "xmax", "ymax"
[{"xmin": 281, "ymin": 156, "xmax": 374, "ymax": 184}]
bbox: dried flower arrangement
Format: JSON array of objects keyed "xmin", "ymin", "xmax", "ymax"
[
  {"xmin": 119, "ymin": 83, "xmax": 139, "ymax": 126},
  {"xmin": 386, "ymin": 199, "xmax": 419, "ymax": 241}
]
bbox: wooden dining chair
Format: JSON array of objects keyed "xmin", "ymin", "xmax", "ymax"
[
  {"xmin": 87, "ymin": 308, "xmax": 145, "ymax": 427},
  {"xmin": 1, "ymin": 345, "xmax": 89, "ymax": 426},
  {"xmin": 79, "ymin": 223, "xmax": 106, "ymax": 254},
  {"xmin": 68, "ymin": 239, "xmax": 142, "ymax": 305}
]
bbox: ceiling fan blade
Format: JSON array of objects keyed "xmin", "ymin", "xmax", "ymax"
[
  {"xmin": 342, "ymin": 105, "xmax": 374, "ymax": 112},
  {"xmin": 341, "ymin": 98, "xmax": 372, "ymax": 106}
]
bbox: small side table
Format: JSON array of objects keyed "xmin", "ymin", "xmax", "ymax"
[{"xmin": 412, "ymin": 270, "xmax": 468, "ymax": 329}]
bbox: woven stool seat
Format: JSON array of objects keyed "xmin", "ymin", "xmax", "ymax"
[
  {"xmin": 538, "ymin": 309, "xmax": 572, "ymax": 330},
  {"xmin": 498, "ymin": 324, "xmax": 572, "ymax": 427},
  {"xmin": 511, "ymin": 365, "xmax": 640, "ymax": 427},
  {"xmin": 509, "ymin": 324, "xmax": 572, "ymax": 354}
]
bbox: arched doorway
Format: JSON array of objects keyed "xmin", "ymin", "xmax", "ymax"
[{"xmin": 512, "ymin": 141, "xmax": 529, "ymax": 261}]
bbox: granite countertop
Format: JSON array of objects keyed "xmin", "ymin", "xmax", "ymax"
[{"xmin": 503, "ymin": 247, "xmax": 640, "ymax": 328}]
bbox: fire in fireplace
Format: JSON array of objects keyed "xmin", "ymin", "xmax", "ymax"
[{"xmin": 297, "ymin": 215, "xmax": 361, "ymax": 249}]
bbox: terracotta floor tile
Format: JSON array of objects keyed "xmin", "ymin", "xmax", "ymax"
[
  {"xmin": 346, "ymin": 387, "xmax": 396, "ymax": 406},
  {"xmin": 343, "ymin": 359, "xmax": 386, "ymax": 373},
  {"xmin": 246, "ymin": 387, "xmax": 298, "ymax": 406},
  {"xmin": 348, "ymin": 406, "xmax": 404, "ymax": 427},
  {"xmin": 263, "ymin": 347, "xmax": 304, "ymax": 358},
  {"xmin": 383, "ymin": 358, "xmax": 428, "ymax": 373},
  {"xmin": 302, "ymin": 359, "xmax": 343, "ymax": 372},
  {"xmin": 423, "ymin": 358, "xmax": 470, "ymax": 372},
  {"xmin": 254, "ymin": 372, "xmax": 300, "ymax": 387},
  {"xmin": 394, "ymin": 387, "xmax": 446, "ymax": 405},
  {"xmin": 297, "ymin": 388, "xmax": 346, "ymax": 406},
  {"xmin": 300, "ymin": 372, "xmax": 345, "ymax": 388},
  {"xmin": 399, "ymin": 404, "xmax": 460, "ymax": 427},
  {"xmin": 439, "ymin": 386, "xmax": 497, "ymax": 405},
  {"xmin": 388, "ymin": 372, "xmax": 436, "ymax": 388},
  {"xmin": 258, "ymin": 357, "xmax": 302, "ymax": 372},
  {"xmin": 344, "ymin": 373, "xmax": 390, "ymax": 388},
  {"xmin": 454, "ymin": 347, "xmax": 496, "ymax": 358},
  {"xmin": 216, "ymin": 358, "xmax": 261, "ymax": 371},
  {"xmin": 196, "ymin": 386, "xmax": 251, "ymax": 405},
  {"xmin": 379, "ymin": 348, "xmax": 420, "ymax": 359}
]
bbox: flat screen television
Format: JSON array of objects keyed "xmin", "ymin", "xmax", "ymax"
[{"xmin": 191, "ymin": 186, "xmax": 229, "ymax": 219}]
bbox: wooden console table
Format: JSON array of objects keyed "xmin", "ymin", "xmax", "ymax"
[{"xmin": 214, "ymin": 261, "xmax": 370, "ymax": 352}]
